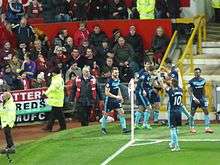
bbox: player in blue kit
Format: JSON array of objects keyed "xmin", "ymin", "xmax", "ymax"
[
  {"xmin": 134, "ymin": 62, "xmax": 153, "ymax": 129},
  {"xmin": 164, "ymin": 78, "xmax": 182, "ymax": 151},
  {"xmin": 188, "ymin": 68, "xmax": 214, "ymax": 134},
  {"xmin": 100, "ymin": 67, "xmax": 130, "ymax": 134}
]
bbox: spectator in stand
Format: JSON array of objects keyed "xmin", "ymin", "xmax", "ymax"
[
  {"xmin": 64, "ymin": 37, "xmax": 75, "ymax": 58},
  {"xmin": 31, "ymin": 72, "xmax": 46, "ymax": 88},
  {"xmin": 30, "ymin": 40, "xmax": 48, "ymax": 61},
  {"xmin": 65, "ymin": 62, "xmax": 81, "ymax": 82},
  {"xmin": 67, "ymin": 0, "xmax": 77, "ymax": 21},
  {"xmin": 65, "ymin": 72, "xmax": 76, "ymax": 101},
  {"xmin": 111, "ymin": 28, "xmax": 122, "ymax": 48},
  {"xmin": 83, "ymin": 48, "xmax": 96, "ymax": 69},
  {"xmin": 78, "ymin": 39, "xmax": 96, "ymax": 57},
  {"xmin": 41, "ymin": 0, "xmax": 54, "ymax": 22},
  {"xmin": 38, "ymin": 34, "xmax": 50, "ymax": 54},
  {"xmin": 166, "ymin": 0, "xmax": 180, "ymax": 18},
  {"xmin": 128, "ymin": 0, "xmax": 139, "ymax": 19},
  {"xmin": 3, "ymin": 64, "xmax": 22, "ymax": 90},
  {"xmin": 100, "ymin": 57, "xmax": 115, "ymax": 82},
  {"xmin": 0, "ymin": 22, "xmax": 17, "ymax": 48},
  {"xmin": 148, "ymin": 26, "xmax": 169, "ymax": 65},
  {"xmin": 126, "ymin": 25, "xmax": 144, "ymax": 65},
  {"xmin": 91, "ymin": 61, "xmax": 101, "ymax": 78},
  {"xmin": 0, "ymin": 41, "xmax": 14, "ymax": 68},
  {"xmin": 136, "ymin": 0, "xmax": 155, "ymax": 19},
  {"xmin": 27, "ymin": 0, "xmax": 43, "ymax": 18},
  {"xmin": 16, "ymin": 42, "xmax": 28, "ymax": 60},
  {"xmin": 9, "ymin": 55, "xmax": 22, "ymax": 74},
  {"xmin": 21, "ymin": 53, "xmax": 36, "ymax": 79},
  {"xmin": 89, "ymin": 25, "xmax": 107, "ymax": 48},
  {"xmin": 113, "ymin": 36, "xmax": 138, "ymax": 74},
  {"xmin": 75, "ymin": 0, "xmax": 90, "ymax": 20},
  {"xmin": 12, "ymin": 17, "xmax": 35, "ymax": 46},
  {"xmin": 6, "ymin": 0, "xmax": 24, "ymax": 24},
  {"xmin": 154, "ymin": 0, "xmax": 167, "ymax": 19},
  {"xmin": 96, "ymin": 39, "xmax": 111, "ymax": 66},
  {"xmin": 109, "ymin": 0, "xmax": 128, "ymax": 19},
  {"xmin": 0, "ymin": 0, "xmax": 2, "ymax": 14},
  {"xmin": 53, "ymin": 29, "xmax": 69, "ymax": 47},
  {"xmin": 74, "ymin": 22, "xmax": 90, "ymax": 47},
  {"xmin": 52, "ymin": 0, "xmax": 71, "ymax": 22},
  {"xmin": 68, "ymin": 48, "xmax": 84, "ymax": 68},
  {"xmin": 89, "ymin": 0, "xmax": 109, "ymax": 20},
  {"xmin": 35, "ymin": 53, "xmax": 47, "ymax": 74},
  {"xmin": 0, "ymin": 79, "xmax": 10, "ymax": 92}
]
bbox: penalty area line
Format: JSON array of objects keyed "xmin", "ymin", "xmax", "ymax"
[
  {"xmin": 101, "ymin": 140, "xmax": 135, "ymax": 165},
  {"xmin": 135, "ymin": 138, "xmax": 220, "ymax": 142},
  {"xmin": 131, "ymin": 140, "xmax": 163, "ymax": 147}
]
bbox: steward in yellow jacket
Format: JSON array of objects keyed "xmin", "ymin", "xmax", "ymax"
[
  {"xmin": 0, "ymin": 92, "xmax": 16, "ymax": 154},
  {"xmin": 212, "ymin": 0, "xmax": 220, "ymax": 22},
  {"xmin": 136, "ymin": 0, "xmax": 155, "ymax": 19},
  {"xmin": 43, "ymin": 67, "xmax": 66, "ymax": 132}
]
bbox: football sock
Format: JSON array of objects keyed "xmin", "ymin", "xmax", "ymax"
[
  {"xmin": 143, "ymin": 111, "xmax": 150, "ymax": 126},
  {"xmin": 135, "ymin": 111, "xmax": 142, "ymax": 126}
]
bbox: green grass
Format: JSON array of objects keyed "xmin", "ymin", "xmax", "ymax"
[{"xmin": 0, "ymin": 124, "xmax": 219, "ymax": 165}]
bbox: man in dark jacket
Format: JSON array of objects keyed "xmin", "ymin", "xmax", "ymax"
[
  {"xmin": 52, "ymin": 0, "xmax": 71, "ymax": 22},
  {"xmin": 109, "ymin": 0, "xmax": 128, "ymax": 19},
  {"xmin": 12, "ymin": 17, "xmax": 35, "ymax": 46},
  {"xmin": 71, "ymin": 65, "xmax": 103, "ymax": 126},
  {"xmin": 166, "ymin": 0, "xmax": 180, "ymax": 18},
  {"xmin": 88, "ymin": 25, "xmax": 107, "ymax": 48}
]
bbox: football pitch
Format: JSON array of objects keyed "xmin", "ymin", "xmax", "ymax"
[{"xmin": 0, "ymin": 124, "xmax": 219, "ymax": 165}]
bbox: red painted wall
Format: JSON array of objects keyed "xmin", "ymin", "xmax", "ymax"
[{"xmin": 33, "ymin": 19, "xmax": 172, "ymax": 49}]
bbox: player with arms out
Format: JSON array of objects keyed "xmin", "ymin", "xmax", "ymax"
[
  {"xmin": 188, "ymin": 68, "xmax": 214, "ymax": 134},
  {"xmin": 100, "ymin": 67, "xmax": 130, "ymax": 134}
]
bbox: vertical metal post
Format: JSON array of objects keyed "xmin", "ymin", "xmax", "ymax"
[
  {"xmin": 130, "ymin": 79, "xmax": 135, "ymax": 141},
  {"xmin": 197, "ymin": 25, "xmax": 202, "ymax": 55}
]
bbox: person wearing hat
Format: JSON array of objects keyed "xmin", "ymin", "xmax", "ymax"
[
  {"xmin": 42, "ymin": 67, "xmax": 66, "ymax": 132},
  {"xmin": 0, "ymin": 92, "xmax": 16, "ymax": 154}
]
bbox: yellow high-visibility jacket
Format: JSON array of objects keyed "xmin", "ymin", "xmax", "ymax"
[
  {"xmin": 212, "ymin": 0, "xmax": 220, "ymax": 8},
  {"xmin": 45, "ymin": 74, "xmax": 64, "ymax": 107},
  {"xmin": 0, "ymin": 97, "xmax": 16, "ymax": 128},
  {"xmin": 137, "ymin": 0, "xmax": 155, "ymax": 19}
]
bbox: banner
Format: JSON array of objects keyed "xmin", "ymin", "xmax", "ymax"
[{"xmin": 0, "ymin": 88, "xmax": 52, "ymax": 123}]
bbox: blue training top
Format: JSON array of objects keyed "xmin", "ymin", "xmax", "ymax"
[
  {"xmin": 105, "ymin": 78, "xmax": 120, "ymax": 101},
  {"xmin": 188, "ymin": 77, "xmax": 206, "ymax": 99}
]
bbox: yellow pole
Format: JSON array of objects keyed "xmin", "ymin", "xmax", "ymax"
[
  {"xmin": 189, "ymin": 43, "xmax": 194, "ymax": 74},
  {"xmin": 197, "ymin": 25, "xmax": 202, "ymax": 55},
  {"xmin": 202, "ymin": 17, "xmax": 207, "ymax": 41}
]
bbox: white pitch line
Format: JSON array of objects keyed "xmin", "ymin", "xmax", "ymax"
[
  {"xmin": 131, "ymin": 140, "xmax": 163, "ymax": 147},
  {"xmin": 101, "ymin": 140, "xmax": 135, "ymax": 165},
  {"xmin": 135, "ymin": 138, "xmax": 220, "ymax": 142}
]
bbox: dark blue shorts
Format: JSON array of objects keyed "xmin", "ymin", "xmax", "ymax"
[
  {"xmin": 149, "ymin": 90, "xmax": 160, "ymax": 104},
  {"xmin": 104, "ymin": 98, "xmax": 121, "ymax": 112},
  {"xmin": 169, "ymin": 108, "xmax": 182, "ymax": 128},
  {"xmin": 135, "ymin": 90, "xmax": 150, "ymax": 108},
  {"xmin": 191, "ymin": 96, "xmax": 208, "ymax": 111}
]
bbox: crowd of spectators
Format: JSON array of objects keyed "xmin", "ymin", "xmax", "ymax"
[{"xmin": 0, "ymin": 0, "xmax": 174, "ymax": 93}]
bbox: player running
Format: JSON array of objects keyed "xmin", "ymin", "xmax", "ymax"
[
  {"xmin": 188, "ymin": 68, "xmax": 214, "ymax": 133},
  {"xmin": 100, "ymin": 67, "xmax": 130, "ymax": 134}
]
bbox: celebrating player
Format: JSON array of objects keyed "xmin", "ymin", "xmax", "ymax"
[
  {"xmin": 100, "ymin": 67, "xmax": 130, "ymax": 134},
  {"xmin": 188, "ymin": 68, "xmax": 214, "ymax": 133},
  {"xmin": 134, "ymin": 62, "xmax": 153, "ymax": 129}
]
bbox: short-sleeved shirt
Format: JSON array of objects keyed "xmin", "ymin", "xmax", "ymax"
[
  {"xmin": 188, "ymin": 77, "xmax": 206, "ymax": 99},
  {"xmin": 105, "ymin": 78, "xmax": 120, "ymax": 101},
  {"xmin": 167, "ymin": 87, "xmax": 183, "ymax": 110}
]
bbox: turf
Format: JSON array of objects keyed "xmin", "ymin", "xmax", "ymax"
[{"xmin": 0, "ymin": 124, "xmax": 219, "ymax": 165}]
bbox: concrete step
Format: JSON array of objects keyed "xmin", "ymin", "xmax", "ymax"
[
  {"xmin": 202, "ymin": 47, "xmax": 220, "ymax": 54},
  {"xmin": 183, "ymin": 58, "xmax": 220, "ymax": 65},
  {"xmin": 202, "ymin": 41, "xmax": 220, "ymax": 48}
]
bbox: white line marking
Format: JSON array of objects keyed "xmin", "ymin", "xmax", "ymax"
[
  {"xmin": 131, "ymin": 140, "xmax": 163, "ymax": 147},
  {"xmin": 101, "ymin": 140, "xmax": 135, "ymax": 165},
  {"xmin": 135, "ymin": 138, "xmax": 220, "ymax": 142}
]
